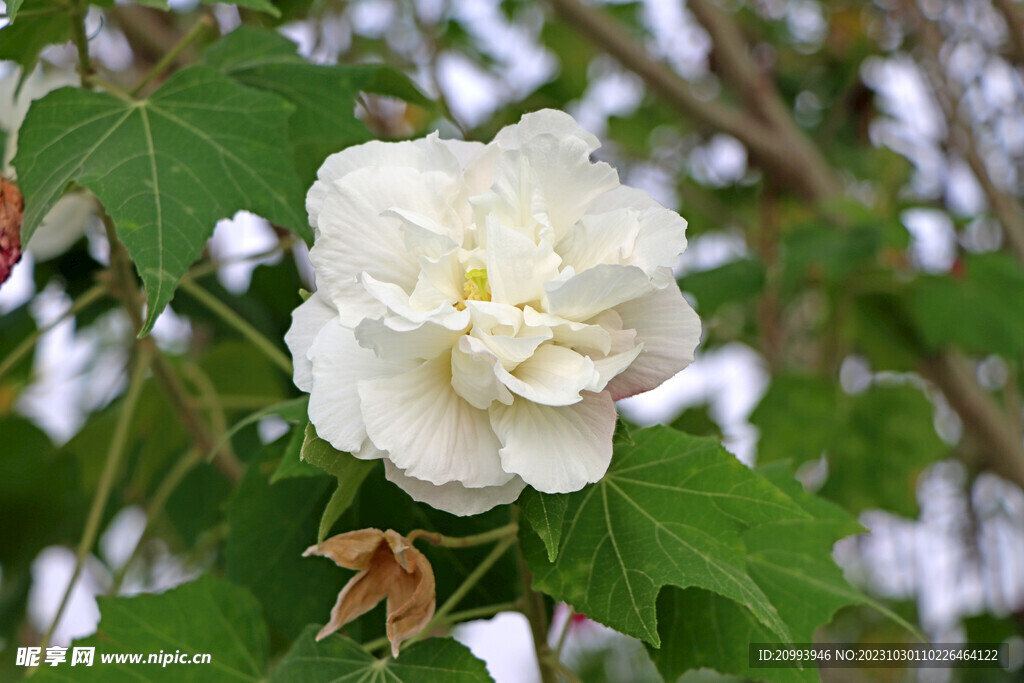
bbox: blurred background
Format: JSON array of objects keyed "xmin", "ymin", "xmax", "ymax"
[{"xmin": 2, "ymin": 0, "xmax": 1024, "ymax": 680}]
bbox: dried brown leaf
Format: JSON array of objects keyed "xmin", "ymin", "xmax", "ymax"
[
  {"xmin": 304, "ymin": 528, "xmax": 436, "ymax": 657},
  {"xmin": 0, "ymin": 175, "xmax": 23, "ymax": 285}
]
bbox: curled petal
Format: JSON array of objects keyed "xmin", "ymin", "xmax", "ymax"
[
  {"xmin": 384, "ymin": 460, "xmax": 526, "ymax": 517},
  {"xmin": 607, "ymin": 283, "xmax": 702, "ymax": 400},
  {"xmin": 489, "ymin": 390, "xmax": 616, "ymax": 493}
]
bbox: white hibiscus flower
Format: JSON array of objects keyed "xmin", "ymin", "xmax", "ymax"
[{"xmin": 287, "ymin": 110, "xmax": 701, "ymax": 515}]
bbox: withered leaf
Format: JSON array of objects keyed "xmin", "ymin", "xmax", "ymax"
[
  {"xmin": 304, "ymin": 528, "xmax": 435, "ymax": 657},
  {"xmin": 0, "ymin": 175, "xmax": 23, "ymax": 285}
]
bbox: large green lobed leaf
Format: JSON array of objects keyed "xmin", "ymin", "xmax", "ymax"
[
  {"xmin": 270, "ymin": 626, "xmax": 492, "ymax": 682},
  {"xmin": 13, "ymin": 66, "xmax": 309, "ymax": 333},
  {"xmin": 520, "ymin": 426, "xmax": 832, "ymax": 648},
  {"xmin": 31, "ymin": 575, "xmax": 268, "ymax": 682},
  {"xmin": 206, "ymin": 27, "xmax": 433, "ymax": 186}
]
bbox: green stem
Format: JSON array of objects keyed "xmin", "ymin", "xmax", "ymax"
[
  {"xmin": 108, "ymin": 448, "xmax": 201, "ymax": 595},
  {"xmin": 514, "ymin": 507, "xmax": 558, "ymax": 683},
  {"xmin": 0, "ymin": 282, "xmax": 107, "ymax": 383},
  {"xmin": 430, "ymin": 536, "xmax": 515, "ymax": 628},
  {"xmin": 554, "ymin": 606, "xmax": 574, "ymax": 659},
  {"xmin": 407, "ymin": 522, "xmax": 518, "ymax": 548},
  {"xmin": 39, "ymin": 344, "xmax": 153, "ymax": 653},
  {"xmin": 85, "ymin": 75, "xmax": 135, "ymax": 101},
  {"xmin": 178, "ymin": 279, "xmax": 292, "ymax": 376},
  {"xmin": 131, "ymin": 16, "xmax": 214, "ymax": 97},
  {"xmin": 69, "ymin": 0, "xmax": 94, "ymax": 86}
]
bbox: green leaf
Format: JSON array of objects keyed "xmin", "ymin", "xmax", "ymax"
[
  {"xmin": 911, "ymin": 252, "xmax": 1024, "ymax": 356},
  {"xmin": 13, "ymin": 65, "xmax": 309, "ymax": 334},
  {"xmin": 300, "ymin": 422, "xmax": 383, "ymax": 542},
  {"xmin": 225, "ymin": 440, "xmax": 340, "ymax": 640},
  {"xmin": 0, "ymin": 0, "xmax": 70, "ymax": 82},
  {"xmin": 270, "ymin": 419, "xmax": 320, "ymax": 482},
  {"xmin": 522, "ymin": 426, "xmax": 810, "ymax": 647},
  {"xmin": 31, "ymin": 575, "xmax": 268, "ymax": 682},
  {"xmin": 270, "ymin": 626, "xmax": 493, "ymax": 683},
  {"xmin": 518, "ymin": 486, "xmax": 567, "ymax": 562},
  {"xmin": 678, "ymin": 258, "xmax": 765, "ymax": 318},
  {"xmin": 650, "ymin": 463, "xmax": 865, "ymax": 683},
  {"xmin": 206, "ymin": 27, "xmax": 432, "ymax": 186},
  {"xmin": 5, "ymin": 0, "xmax": 25, "ymax": 20},
  {"xmin": 0, "ymin": 417, "xmax": 84, "ymax": 567},
  {"xmin": 751, "ymin": 376, "xmax": 945, "ymax": 516}
]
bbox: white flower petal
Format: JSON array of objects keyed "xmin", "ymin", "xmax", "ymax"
[
  {"xmin": 285, "ymin": 291, "xmax": 337, "ymax": 392},
  {"xmin": 383, "ymin": 460, "xmax": 525, "ymax": 516},
  {"xmin": 493, "ymin": 343, "xmax": 596, "ymax": 406},
  {"xmin": 489, "ymin": 391, "xmax": 616, "ymax": 493},
  {"xmin": 607, "ymin": 283, "xmax": 702, "ymax": 400},
  {"xmin": 494, "ymin": 109, "xmax": 602, "ymax": 155},
  {"xmin": 384, "ymin": 207, "xmax": 460, "ymax": 257},
  {"xmin": 308, "ymin": 320, "xmax": 415, "ymax": 452},
  {"xmin": 630, "ymin": 209, "xmax": 688, "ymax": 272},
  {"xmin": 355, "ymin": 315, "xmax": 468, "ymax": 361},
  {"xmin": 522, "ymin": 307, "xmax": 612, "ymax": 355},
  {"xmin": 307, "ymin": 135, "xmax": 463, "ymax": 228},
  {"xmin": 485, "ymin": 218, "xmax": 561, "ymax": 307},
  {"xmin": 361, "ymin": 272, "xmax": 468, "ymax": 327},
  {"xmin": 310, "ymin": 166, "xmax": 458, "ymax": 325},
  {"xmin": 469, "ymin": 328, "xmax": 551, "ymax": 371},
  {"xmin": 359, "ymin": 355, "xmax": 513, "ymax": 488},
  {"xmin": 409, "ymin": 251, "xmax": 464, "ymax": 311},
  {"xmin": 518, "ymin": 133, "xmax": 620, "ymax": 235},
  {"xmin": 554, "ymin": 208, "xmax": 640, "ymax": 274},
  {"xmin": 451, "ymin": 337, "xmax": 514, "ymax": 410},
  {"xmin": 544, "ymin": 264, "xmax": 655, "ymax": 321}
]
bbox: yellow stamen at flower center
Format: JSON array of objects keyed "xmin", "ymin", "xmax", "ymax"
[{"xmin": 463, "ymin": 268, "xmax": 491, "ymax": 303}]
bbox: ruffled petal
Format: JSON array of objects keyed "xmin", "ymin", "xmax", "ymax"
[
  {"xmin": 355, "ymin": 315, "xmax": 468, "ymax": 362},
  {"xmin": 309, "ymin": 166, "xmax": 459, "ymax": 325},
  {"xmin": 485, "ymin": 218, "xmax": 561, "ymax": 307},
  {"xmin": 359, "ymin": 355, "xmax": 513, "ymax": 488},
  {"xmin": 307, "ymin": 134, "xmax": 463, "ymax": 229},
  {"xmin": 284, "ymin": 291, "xmax": 337, "ymax": 392},
  {"xmin": 384, "ymin": 460, "xmax": 526, "ymax": 516},
  {"xmin": 554, "ymin": 208, "xmax": 640, "ymax": 274},
  {"xmin": 494, "ymin": 109, "xmax": 602, "ymax": 155},
  {"xmin": 493, "ymin": 343, "xmax": 596, "ymax": 406},
  {"xmin": 607, "ymin": 282, "xmax": 702, "ymax": 400},
  {"xmin": 307, "ymin": 320, "xmax": 415, "ymax": 452},
  {"xmin": 489, "ymin": 390, "xmax": 616, "ymax": 493},
  {"xmin": 544, "ymin": 264, "xmax": 655, "ymax": 321},
  {"xmin": 451, "ymin": 336, "xmax": 515, "ymax": 409}
]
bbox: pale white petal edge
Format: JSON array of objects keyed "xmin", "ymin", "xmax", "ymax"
[
  {"xmin": 307, "ymin": 319, "xmax": 414, "ymax": 453},
  {"xmin": 489, "ymin": 390, "xmax": 616, "ymax": 494},
  {"xmin": 358, "ymin": 355, "xmax": 514, "ymax": 488},
  {"xmin": 384, "ymin": 460, "xmax": 526, "ymax": 516},
  {"xmin": 607, "ymin": 283, "xmax": 702, "ymax": 401},
  {"xmin": 284, "ymin": 292, "xmax": 337, "ymax": 393}
]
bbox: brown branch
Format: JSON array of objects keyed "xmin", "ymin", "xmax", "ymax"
[
  {"xmin": 549, "ymin": 0, "xmax": 842, "ymax": 200},
  {"xmin": 908, "ymin": 1, "xmax": 1024, "ymax": 261},
  {"xmin": 994, "ymin": 0, "xmax": 1024, "ymax": 65},
  {"xmin": 103, "ymin": 216, "xmax": 243, "ymax": 484},
  {"xmin": 923, "ymin": 352, "xmax": 1024, "ymax": 490}
]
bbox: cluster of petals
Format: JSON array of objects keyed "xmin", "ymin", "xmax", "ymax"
[{"xmin": 287, "ymin": 110, "xmax": 700, "ymax": 515}]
